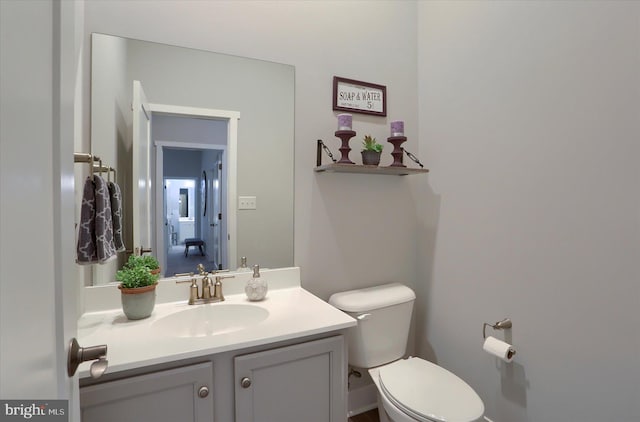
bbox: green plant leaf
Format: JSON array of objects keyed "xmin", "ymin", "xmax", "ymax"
[{"xmin": 117, "ymin": 255, "xmax": 160, "ymax": 288}]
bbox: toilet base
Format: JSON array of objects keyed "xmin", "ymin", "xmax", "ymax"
[
  {"xmin": 369, "ymin": 366, "xmax": 415, "ymax": 422},
  {"xmin": 376, "ymin": 393, "xmax": 392, "ymax": 422}
]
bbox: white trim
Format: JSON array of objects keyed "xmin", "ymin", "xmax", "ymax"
[
  {"xmin": 149, "ymin": 104, "xmax": 240, "ymax": 273},
  {"xmin": 154, "ymin": 140, "xmax": 227, "ymax": 274},
  {"xmin": 155, "ymin": 140, "xmax": 227, "ymax": 152},
  {"xmin": 226, "ymin": 115, "xmax": 238, "ymax": 270},
  {"xmin": 149, "ymin": 103, "xmax": 240, "ymax": 121},
  {"xmin": 347, "ymin": 383, "xmax": 378, "ymax": 417}
]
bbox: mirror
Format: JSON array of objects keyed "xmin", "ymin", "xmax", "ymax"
[{"xmin": 90, "ymin": 33, "xmax": 294, "ymax": 284}]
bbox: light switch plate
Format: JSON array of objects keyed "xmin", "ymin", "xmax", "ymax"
[{"xmin": 238, "ymin": 196, "xmax": 257, "ymax": 210}]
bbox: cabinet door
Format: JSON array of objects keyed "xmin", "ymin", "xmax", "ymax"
[
  {"xmin": 234, "ymin": 335, "xmax": 346, "ymax": 422},
  {"xmin": 80, "ymin": 362, "xmax": 213, "ymax": 422}
]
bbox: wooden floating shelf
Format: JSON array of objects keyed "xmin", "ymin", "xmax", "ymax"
[{"xmin": 314, "ymin": 163, "xmax": 429, "ymax": 176}]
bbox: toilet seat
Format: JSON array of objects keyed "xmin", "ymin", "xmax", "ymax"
[{"xmin": 377, "ymin": 358, "xmax": 484, "ymax": 422}]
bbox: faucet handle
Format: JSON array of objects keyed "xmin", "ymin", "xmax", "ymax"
[
  {"xmin": 197, "ymin": 263, "xmax": 206, "ymax": 275},
  {"xmin": 176, "ymin": 277, "xmax": 199, "ymax": 304},
  {"xmin": 211, "ymin": 268, "xmax": 230, "ymax": 275},
  {"xmin": 212, "ymin": 275, "xmax": 234, "ymax": 301},
  {"xmin": 175, "ymin": 278, "xmax": 197, "ymax": 286}
]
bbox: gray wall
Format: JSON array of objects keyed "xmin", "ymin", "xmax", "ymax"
[
  {"xmin": 416, "ymin": 1, "xmax": 640, "ymax": 421},
  {"xmin": 89, "ymin": 33, "xmax": 295, "ymax": 273},
  {"xmin": 125, "ymin": 37, "xmax": 295, "ymax": 270},
  {"xmin": 163, "ymin": 149, "xmax": 202, "ymax": 179},
  {"xmin": 83, "ymin": 1, "xmax": 420, "ymax": 302},
  {"xmin": 152, "ymin": 114, "xmax": 227, "ymax": 147},
  {"xmin": 80, "ymin": 1, "xmax": 640, "ymax": 421},
  {"xmin": 1, "ymin": 0, "xmax": 79, "ymax": 412}
]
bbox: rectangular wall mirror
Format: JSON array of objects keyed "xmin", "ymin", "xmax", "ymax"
[{"xmin": 89, "ymin": 33, "xmax": 294, "ymax": 285}]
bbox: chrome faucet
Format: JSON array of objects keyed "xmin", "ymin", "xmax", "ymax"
[{"xmin": 176, "ymin": 265, "xmax": 234, "ymax": 305}]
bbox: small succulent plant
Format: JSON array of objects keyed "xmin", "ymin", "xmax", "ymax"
[{"xmin": 362, "ymin": 135, "xmax": 383, "ymax": 153}]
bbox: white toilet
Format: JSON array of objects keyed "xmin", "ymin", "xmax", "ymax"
[{"xmin": 329, "ymin": 283, "xmax": 484, "ymax": 422}]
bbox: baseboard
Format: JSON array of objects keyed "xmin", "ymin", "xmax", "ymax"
[{"xmin": 347, "ymin": 383, "xmax": 378, "ymax": 417}]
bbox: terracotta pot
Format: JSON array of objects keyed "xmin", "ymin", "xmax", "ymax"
[
  {"xmin": 118, "ymin": 283, "xmax": 158, "ymax": 320},
  {"xmin": 361, "ymin": 150, "xmax": 381, "ymax": 166}
]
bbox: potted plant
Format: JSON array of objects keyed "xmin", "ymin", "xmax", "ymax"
[
  {"xmin": 135, "ymin": 254, "xmax": 161, "ymax": 275},
  {"xmin": 116, "ymin": 255, "xmax": 160, "ymax": 320},
  {"xmin": 361, "ymin": 135, "xmax": 383, "ymax": 166}
]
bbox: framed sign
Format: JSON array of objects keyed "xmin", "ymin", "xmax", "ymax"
[{"xmin": 333, "ymin": 76, "xmax": 386, "ymax": 116}]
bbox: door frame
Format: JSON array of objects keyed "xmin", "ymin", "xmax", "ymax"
[
  {"xmin": 206, "ymin": 158, "xmax": 223, "ymax": 267},
  {"xmin": 150, "ymin": 104, "xmax": 239, "ymax": 275}
]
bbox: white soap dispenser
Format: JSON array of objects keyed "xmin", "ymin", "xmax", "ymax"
[
  {"xmin": 236, "ymin": 256, "xmax": 252, "ymax": 273},
  {"xmin": 245, "ymin": 264, "xmax": 267, "ymax": 301}
]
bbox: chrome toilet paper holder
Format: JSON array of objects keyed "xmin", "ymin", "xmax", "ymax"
[{"xmin": 482, "ymin": 318, "xmax": 512, "ymax": 339}]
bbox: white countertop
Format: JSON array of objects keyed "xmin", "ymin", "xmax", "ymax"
[{"xmin": 78, "ymin": 272, "xmax": 356, "ymax": 379}]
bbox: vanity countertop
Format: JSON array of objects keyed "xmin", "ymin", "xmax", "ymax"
[{"xmin": 77, "ymin": 280, "xmax": 356, "ymax": 379}]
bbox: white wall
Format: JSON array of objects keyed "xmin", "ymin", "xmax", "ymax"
[{"xmin": 416, "ymin": 1, "xmax": 640, "ymax": 421}]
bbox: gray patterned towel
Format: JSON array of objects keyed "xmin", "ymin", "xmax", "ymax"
[
  {"xmin": 76, "ymin": 176, "xmax": 118, "ymax": 264},
  {"xmin": 94, "ymin": 175, "xmax": 117, "ymax": 262},
  {"xmin": 108, "ymin": 181, "xmax": 126, "ymax": 252},
  {"xmin": 77, "ymin": 176, "xmax": 98, "ymax": 264}
]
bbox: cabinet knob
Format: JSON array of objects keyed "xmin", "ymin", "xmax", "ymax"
[
  {"xmin": 198, "ymin": 386, "xmax": 209, "ymax": 398},
  {"xmin": 240, "ymin": 377, "xmax": 252, "ymax": 389}
]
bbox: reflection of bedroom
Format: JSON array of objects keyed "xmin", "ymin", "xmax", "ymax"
[{"xmin": 165, "ymin": 179, "xmax": 195, "ymax": 245}]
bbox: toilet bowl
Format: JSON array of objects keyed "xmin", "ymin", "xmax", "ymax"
[{"xmin": 328, "ymin": 283, "xmax": 484, "ymax": 422}]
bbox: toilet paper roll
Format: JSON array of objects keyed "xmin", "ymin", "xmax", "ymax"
[{"xmin": 483, "ymin": 336, "xmax": 516, "ymax": 362}]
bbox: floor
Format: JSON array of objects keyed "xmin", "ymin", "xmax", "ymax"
[
  {"xmin": 165, "ymin": 244, "xmax": 215, "ymax": 276},
  {"xmin": 349, "ymin": 408, "xmax": 380, "ymax": 422}
]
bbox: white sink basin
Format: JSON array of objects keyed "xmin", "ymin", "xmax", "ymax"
[{"xmin": 152, "ymin": 304, "xmax": 269, "ymax": 338}]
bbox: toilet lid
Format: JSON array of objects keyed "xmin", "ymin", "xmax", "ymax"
[{"xmin": 378, "ymin": 358, "xmax": 484, "ymax": 422}]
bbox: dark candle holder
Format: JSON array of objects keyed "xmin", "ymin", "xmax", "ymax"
[
  {"xmin": 387, "ymin": 136, "xmax": 407, "ymax": 167},
  {"xmin": 335, "ymin": 130, "xmax": 356, "ymax": 164}
]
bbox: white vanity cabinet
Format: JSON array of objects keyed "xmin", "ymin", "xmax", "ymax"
[
  {"xmin": 79, "ymin": 335, "xmax": 347, "ymax": 422},
  {"xmin": 80, "ymin": 362, "xmax": 213, "ymax": 422},
  {"xmin": 234, "ymin": 335, "xmax": 346, "ymax": 422},
  {"xmin": 78, "ymin": 277, "xmax": 356, "ymax": 421}
]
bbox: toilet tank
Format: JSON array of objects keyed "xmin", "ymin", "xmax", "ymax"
[{"xmin": 328, "ymin": 283, "xmax": 415, "ymax": 369}]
